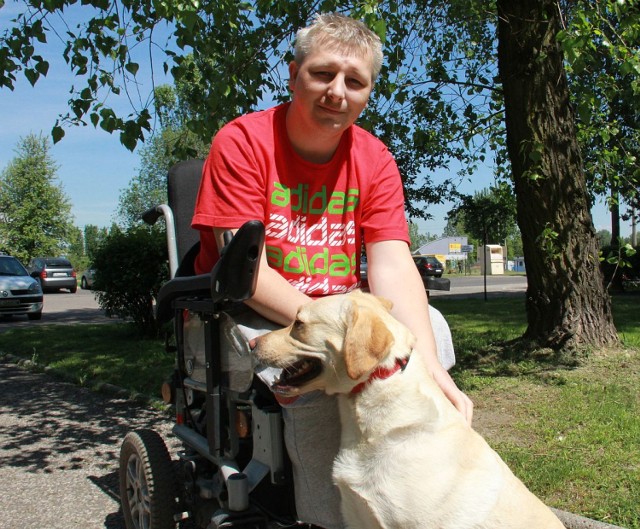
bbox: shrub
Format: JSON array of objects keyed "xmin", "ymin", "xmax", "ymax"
[
  {"xmin": 92, "ymin": 227, "xmax": 168, "ymax": 336},
  {"xmin": 600, "ymin": 244, "xmax": 639, "ymax": 291}
]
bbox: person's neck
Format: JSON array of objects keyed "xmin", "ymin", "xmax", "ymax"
[
  {"xmin": 290, "ymin": 138, "xmax": 340, "ymax": 164},
  {"xmin": 286, "ymin": 112, "xmax": 344, "ymax": 164}
]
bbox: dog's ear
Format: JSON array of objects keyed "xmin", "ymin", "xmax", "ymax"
[{"xmin": 343, "ymin": 301, "xmax": 394, "ymax": 380}]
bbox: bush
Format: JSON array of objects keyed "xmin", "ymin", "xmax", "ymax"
[
  {"xmin": 600, "ymin": 244, "xmax": 639, "ymax": 291},
  {"xmin": 92, "ymin": 227, "xmax": 168, "ymax": 336}
]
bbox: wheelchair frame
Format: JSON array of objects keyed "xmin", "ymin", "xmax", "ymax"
[{"xmin": 118, "ymin": 161, "xmax": 300, "ymax": 529}]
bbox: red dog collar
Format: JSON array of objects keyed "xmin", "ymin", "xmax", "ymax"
[{"xmin": 350, "ymin": 356, "xmax": 409, "ymax": 395}]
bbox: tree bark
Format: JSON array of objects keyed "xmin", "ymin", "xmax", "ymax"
[{"xmin": 496, "ymin": 0, "xmax": 618, "ymax": 350}]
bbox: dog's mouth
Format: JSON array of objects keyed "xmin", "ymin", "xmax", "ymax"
[{"xmin": 272, "ymin": 357, "xmax": 323, "ymax": 392}]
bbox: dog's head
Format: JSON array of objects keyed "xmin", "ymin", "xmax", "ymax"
[{"xmin": 253, "ymin": 290, "xmax": 415, "ymax": 396}]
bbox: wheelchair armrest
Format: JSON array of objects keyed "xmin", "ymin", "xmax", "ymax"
[
  {"xmin": 156, "ymin": 274, "xmax": 212, "ymax": 323},
  {"xmin": 425, "ymin": 277, "xmax": 451, "ymax": 291},
  {"xmin": 156, "ymin": 220, "xmax": 265, "ymax": 323}
]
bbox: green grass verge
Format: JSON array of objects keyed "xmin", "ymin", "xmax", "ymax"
[
  {"xmin": 431, "ymin": 294, "xmax": 640, "ymax": 529},
  {"xmin": 0, "ymin": 323, "xmax": 173, "ymax": 397},
  {"xmin": 1, "ymin": 294, "xmax": 638, "ymax": 527}
]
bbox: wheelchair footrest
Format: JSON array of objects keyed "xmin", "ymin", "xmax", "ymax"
[{"xmin": 208, "ymin": 508, "xmax": 269, "ymax": 529}]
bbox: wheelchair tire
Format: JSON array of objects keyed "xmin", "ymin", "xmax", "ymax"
[{"xmin": 119, "ymin": 429, "xmax": 178, "ymax": 529}]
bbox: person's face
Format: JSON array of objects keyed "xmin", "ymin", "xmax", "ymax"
[{"xmin": 288, "ymin": 45, "xmax": 374, "ymax": 135}]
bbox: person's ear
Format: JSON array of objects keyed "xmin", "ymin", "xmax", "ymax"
[{"xmin": 288, "ymin": 61, "xmax": 299, "ymax": 92}]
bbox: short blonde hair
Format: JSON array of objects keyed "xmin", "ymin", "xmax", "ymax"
[{"xmin": 294, "ymin": 13, "xmax": 384, "ymax": 81}]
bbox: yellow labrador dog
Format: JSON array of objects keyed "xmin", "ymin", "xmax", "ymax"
[{"xmin": 253, "ymin": 290, "xmax": 565, "ymax": 529}]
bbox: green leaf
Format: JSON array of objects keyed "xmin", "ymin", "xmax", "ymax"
[
  {"xmin": 24, "ymin": 68, "xmax": 38, "ymax": 86},
  {"xmin": 125, "ymin": 62, "xmax": 139, "ymax": 75},
  {"xmin": 373, "ymin": 19, "xmax": 387, "ymax": 43},
  {"xmin": 52, "ymin": 125, "xmax": 65, "ymax": 144},
  {"xmin": 34, "ymin": 59, "xmax": 50, "ymax": 76}
]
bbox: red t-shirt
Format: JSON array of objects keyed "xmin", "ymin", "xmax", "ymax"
[{"xmin": 192, "ymin": 103, "xmax": 409, "ymax": 296}]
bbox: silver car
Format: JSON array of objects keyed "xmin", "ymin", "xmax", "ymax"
[
  {"xmin": 80, "ymin": 268, "xmax": 96, "ymax": 290},
  {"xmin": 27, "ymin": 257, "xmax": 78, "ymax": 293},
  {"xmin": 0, "ymin": 255, "xmax": 43, "ymax": 320}
]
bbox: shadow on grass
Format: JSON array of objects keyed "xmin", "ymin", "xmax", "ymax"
[
  {"xmin": 451, "ymin": 334, "xmax": 584, "ymax": 384},
  {"xmin": 439, "ymin": 293, "xmax": 637, "ymax": 383}
]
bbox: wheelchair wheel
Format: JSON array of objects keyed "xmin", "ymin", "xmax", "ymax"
[{"xmin": 119, "ymin": 429, "xmax": 178, "ymax": 529}]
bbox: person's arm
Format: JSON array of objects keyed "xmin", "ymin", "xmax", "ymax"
[
  {"xmin": 366, "ymin": 239, "xmax": 474, "ymax": 425},
  {"xmin": 213, "ymin": 227, "xmax": 311, "ymax": 326}
]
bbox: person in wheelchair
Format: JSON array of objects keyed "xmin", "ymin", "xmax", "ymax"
[{"xmin": 191, "ymin": 12, "xmax": 473, "ymax": 529}]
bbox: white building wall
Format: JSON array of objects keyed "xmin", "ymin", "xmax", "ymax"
[{"xmin": 414, "ymin": 236, "xmax": 469, "ymax": 262}]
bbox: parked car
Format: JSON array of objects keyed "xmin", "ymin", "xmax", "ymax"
[
  {"xmin": 0, "ymin": 255, "xmax": 43, "ymax": 320},
  {"xmin": 413, "ymin": 255, "xmax": 444, "ymax": 279},
  {"xmin": 27, "ymin": 257, "xmax": 77, "ymax": 293},
  {"xmin": 80, "ymin": 268, "xmax": 95, "ymax": 290},
  {"xmin": 360, "ymin": 254, "xmax": 368, "ymax": 289}
]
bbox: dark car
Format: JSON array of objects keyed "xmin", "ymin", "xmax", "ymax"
[
  {"xmin": 413, "ymin": 255, "xmax": 444, "ymax": 279},
  {"xmin": 0, "ymin": 255, "xmax": 43, "ymax": 320},
  {"xmin": 359, "ymin": 255, "xmax": 368, "ymax": 289},
  {"xmin": 27, "ymin": 257, "xmax": 77, "ymax": 293}
]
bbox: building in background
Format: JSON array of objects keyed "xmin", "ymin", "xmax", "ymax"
[{"xmin": 413, "ymin": 237, "xmax": 471, "ymax": 272}]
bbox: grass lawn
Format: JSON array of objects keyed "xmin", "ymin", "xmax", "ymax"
[
  {"xmin": 0, "ymin": 323, "xmax": 172, "ymax": 397},
  {"xmin": 431, "ymin": 293, "xmax": 639, "ymax": 529},
  {"xmin": 1, "ymin": 293, "xmax": 638, "ymax": 527}
]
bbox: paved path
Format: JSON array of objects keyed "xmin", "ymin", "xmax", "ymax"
[{"xmin": 0, "ymin": 361, "xmax": 174, "ymax": 529}]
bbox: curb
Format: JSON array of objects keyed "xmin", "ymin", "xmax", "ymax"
[{"xmin": 553, "ymin": 509, "xmax": 627, "ymax": 529}]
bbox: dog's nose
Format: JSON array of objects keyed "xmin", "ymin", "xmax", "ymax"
[{"xmin": 250, "ymin": 335, "xmax": 265, "ymax": 350}]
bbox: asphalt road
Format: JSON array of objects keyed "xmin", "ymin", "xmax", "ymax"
[
  {"xmin": 0, "ymin": 288, "xmax": 114, "ymax": 331},
  {"xmin": 428, "ymin": 274, "xmax": 527, "ymax": 299}
]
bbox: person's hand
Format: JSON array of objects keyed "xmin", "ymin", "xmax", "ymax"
[{"xmin": 430, "ymin": 365, "xmax": 474, "ymax": 426}]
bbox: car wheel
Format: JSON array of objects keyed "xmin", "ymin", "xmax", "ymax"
[
  {"xmin": 70, "ymin": 284, "xmax": 77, "ymax": 293},
  {"xmin": 119, "ymin": 430, "xmax": 178, "ymax": 529},
  {"xmin": 81, "ymin": 277, "xmax": 89, "ymax": 290},
  {"xmin": 28, "ymin": 311, "xmax": 42, "ymax": 321},
  {"xmin": 435, "ymin": 274, "xmax": 442, "ymax": 278}
]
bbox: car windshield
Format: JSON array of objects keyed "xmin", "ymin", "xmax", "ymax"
[{"xmin": 0, "ymin": 257, "xmax": 29, "ymax": 276}]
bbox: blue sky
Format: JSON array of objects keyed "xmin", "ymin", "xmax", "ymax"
[{"xmin": 0, "ymin": 5, "xmax": 626, "ymax": 238}]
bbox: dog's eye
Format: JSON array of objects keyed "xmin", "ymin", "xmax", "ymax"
[{"xmin": 293, "ymin": 319, "xmax": 304, "ymax": 330}]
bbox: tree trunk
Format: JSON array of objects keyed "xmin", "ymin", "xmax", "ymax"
[
  {"xmin": 610, "ymin": 187, "xmax": 621, "ymax": 247},
  {"xmin": 496, "ymin": 0, "xmax": 618, "ymax": 351}
]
